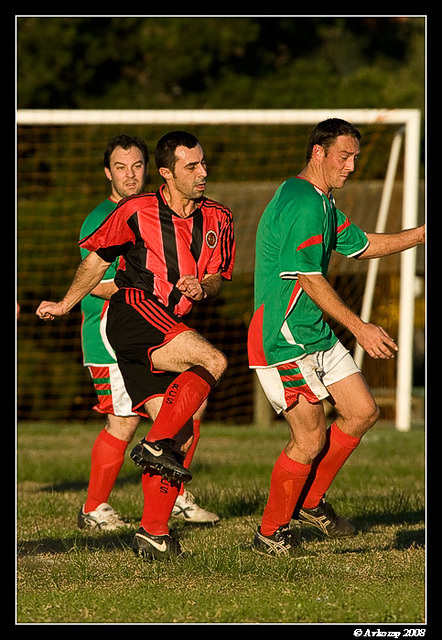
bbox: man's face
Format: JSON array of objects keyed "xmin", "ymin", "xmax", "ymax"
[
  {"xmin": 105, "ymin": 145, "xmax": 147, "ymax": 201},
  {"xmin": 169, "ymin": 144, "xmax": 208, "ymax": 200},
  {"xmin": 320, "ymin": 135, "xmax": 360, "ymax": 191}
]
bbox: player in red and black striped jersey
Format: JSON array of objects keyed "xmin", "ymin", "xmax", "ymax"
[
  {"xmin": 37, "ymin": 131, "xmax": 236, "ymax": 559},
  {"xmin": 79, "ymin": 181, "xmax": 235, "ymax": 318}
]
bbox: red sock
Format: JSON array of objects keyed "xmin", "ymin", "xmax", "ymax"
[
  {"xmin": 178, "ymin": 419, "xmax": 201, "ymax": 496},
  {"xmin": 146, "ymin": 366, "xmax": 214, "ymax": 442},
  {"xmin": 184, "ymin": 419, "xmax": 201, "ymax": 469},
  {"xmin": 260, "ymin": 450, "xmax": 312, "ymax": 537},
  {"xmin": 301, "ymin": 422, "xmax": 361, "ymax": 509},
  {"xmin": 140, "ymin": 471, "xmax": 181, "ymax": 535},
  {"xmin": 84, "ymin": 428, "xmax": 128, "ymax": 513}
]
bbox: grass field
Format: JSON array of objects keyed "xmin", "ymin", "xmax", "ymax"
[{"xmin": 16, "ymin": 419, "xmax": 426, "ymax": 626}]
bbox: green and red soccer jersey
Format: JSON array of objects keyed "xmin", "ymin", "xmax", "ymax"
[
  {"xmin": 80, "ymin": 198, "xmax": 119, "ymax": 366},
  {"xmin": 248, "ymin": 177, "xmax": 368, "ymax": 368}
]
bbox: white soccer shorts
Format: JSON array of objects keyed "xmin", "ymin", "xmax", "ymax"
[
  {"xmin": 88, "ymin": 363, "xmax": 138, "ymax": 417},
  {"xmin": 255, "ymin": 340, "xmax": 361, "ymax": 414}
]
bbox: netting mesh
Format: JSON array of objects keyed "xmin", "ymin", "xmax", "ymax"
[{"xmin": 17, "ymin": 119, "xmax": 425, "ymax": 422}]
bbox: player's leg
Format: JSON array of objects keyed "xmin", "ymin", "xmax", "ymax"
[
  {"xmin": 253, "ymin": 363, "xmax": 329, "ymax": 555},
  {"xmin": 254, "ymin": 401, "xmax": 326, "ymax": 556},
  {"xmin": 180, "ymin": 400, "xmax": 206, "ymax": 470},
  {"xmin": 300, "ymin": 371, "xmax": 378, "ymax": 505},
  {"xmin": 106, "ymin": 413, "xmax": 141, "ymax": 442},
  {"xmin": 132, "ymin": 397, "xmax": 191, "ymax": 559},
  {"xmin": 79, "ymin": 365, "xmax": 141, "ymax": 530},
  {"xmin": 150, "ymin": 326, "xmax": 227, "ymax": 380},
  {"xmin": 79, "ymin": 414, "xmax": 140, "ymax": 528},
  {"xmin": 107, "ymin": 290, "xmax": 226, "ymax": 455},
  {"xmin": 107, "ymin": 291, "xmax": 225, "ymax": 507},
  {"xmin": 259, "ymin": 395, "xmax": 326, "ymax": 537},
  {"xmin": 136, "ymin": 328, "xmax": 226, "ymax": 450},
  {"xmin": 295, "ymin": 369, "xmax": 379, "ymax": 537},
  {"xmin": 166, "ymin": 399, "xmax": 220, "ymax": 524},
  {"xmin": 133, "ymin": 395, "xmax": 220, "ymax": 559}
]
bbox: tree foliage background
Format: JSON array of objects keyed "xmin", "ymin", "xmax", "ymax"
[{"xmin": 17, "ymin": 16, "xmax": 425, "ymax": 112}]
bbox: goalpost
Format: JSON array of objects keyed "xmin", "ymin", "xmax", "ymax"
[{"xmin": 17, "ymin": 109, "xmax": 423, "ymax": 431}]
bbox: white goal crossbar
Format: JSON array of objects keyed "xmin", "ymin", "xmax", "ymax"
[{"xmin": 17, "ymin": 108, "xmax": 422, "ymax": 431}]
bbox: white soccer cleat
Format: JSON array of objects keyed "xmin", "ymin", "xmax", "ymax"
[
  {"xmin": 171, "ymin": 490, "xmax": 220, "ymax": 524},
  {"xmin": 77, "ymin": 502, "xmax": 128, "ymax": 530}
]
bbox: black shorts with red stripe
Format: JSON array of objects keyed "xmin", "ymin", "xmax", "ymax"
[{"xmin": 106, "ymin": 288, "xmax": 194, "ymax": 416}]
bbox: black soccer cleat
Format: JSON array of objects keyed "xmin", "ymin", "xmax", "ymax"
[
  {"xmin": 132, "ymin": 527, "xmax": 183, "ymax": 561},
  {"xmin": 294, "ymin": 498, "xmax": 357, "ymax": 538},
  {"xmin": 130, "ymin": 437, "xmax": 192, "ymax": 483}
]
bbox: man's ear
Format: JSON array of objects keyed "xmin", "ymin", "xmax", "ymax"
[
  {"xmin": 312, "ymin": 144, "xmax": 325, "ymax": 161},
  {"xmin": 158, "ymin": 167, "xmax": 172, "ymax": 181}
]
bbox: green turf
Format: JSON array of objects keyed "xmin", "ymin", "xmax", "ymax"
[{"xmin": 16, "ymin": 420, "xmax": 425, "ymax": 624}]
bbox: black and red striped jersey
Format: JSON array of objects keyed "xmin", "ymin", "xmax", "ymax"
[{"xmin": 79, "ymin": 184, "xmax": 235, "ymax": 317}]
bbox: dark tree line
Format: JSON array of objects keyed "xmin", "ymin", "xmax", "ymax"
[{"xmin": 17, "ymin": 16, "xmax": 424, "ymax": 111}]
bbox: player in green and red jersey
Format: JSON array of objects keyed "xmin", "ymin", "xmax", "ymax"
[
  {"xmin": 248, "ymin": 119, "xmax": 425, "ymax": 556},
  {"xmin": 76, "ymin": 136, "xmax": 147, "ymax": 530},
  {"xmin": 78, "ymin": 135, "xmax": 219, "ymax": 532},
  {"xmin": 249, "ymin": 177, "xmax": 369, "ymax": 369}
]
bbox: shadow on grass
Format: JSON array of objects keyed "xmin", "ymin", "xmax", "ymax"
[
  {"xmin": 17, "ymin": 505, "xmax": 425, "ymax": 560},
  {"xmin": 352, "ymin": 507, "xmax": 425, "ymax": 530},
  {"xmin": 294, "ymin": 505, "xmax": 425, "ymax": 555},
  {"xmin": 296, "ymin": 523, "xmax": 425, "ymax": 551},
  {"xmin": 17, "ymin": 530, "xmax": 136, "ymax": 557},
  {"xmin": 38, "ymin": 475, "xmax": 141, "ymax": 494}
]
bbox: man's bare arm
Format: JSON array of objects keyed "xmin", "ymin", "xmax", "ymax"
[
  {"xmin": 200, "ymin": 273, "xmax": 223, "ymax": 299},
  {"xmin": 357, "ymin": 224, "xmax": 425, "ymax": 260},
  {"xmin": 90, "ymin": 280, "xmax": 119, "ymax": 300},
  {"xmin": 297, "ymin": 273, "xmax": 398, "ymax": 359},
  {"xmin": 36, "ymin": 252, "xmax": 111, "ymax": 320}
]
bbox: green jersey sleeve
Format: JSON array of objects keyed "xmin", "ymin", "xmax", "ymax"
[
  {"xmin": 334, "ymin": 208, "xmax": 369, "ymax": 258},
  {"xmin": 79, "ymin": 200, "xmax": 119, "ymax": 280}
]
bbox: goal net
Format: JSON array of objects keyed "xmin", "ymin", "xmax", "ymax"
[{"xmin": 16, "ymin": 109, "xmax": 424, "ymax": 430}]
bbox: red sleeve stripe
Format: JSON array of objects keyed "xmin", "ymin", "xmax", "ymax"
[
  {"xmin": 337, "ymin": 218, "xmax": 351, "ymax": 234},
  {"xmin": 296, "ymin": 234, "xmax": 323, "ymax": 252}
]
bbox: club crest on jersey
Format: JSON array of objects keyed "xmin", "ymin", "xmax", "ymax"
[{"xmin": 205, "ymin": 230, "xmax": 218, "ymax": 249}]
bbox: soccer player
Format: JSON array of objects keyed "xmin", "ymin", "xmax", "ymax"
[
  {"xmin": 37, "ymin": 131, "xmax": 235, "ymax": 559},
  {"xmin": 77, "ymin": 134, "xmax": 219, "ymax": 530},
  {"xmin": 77, "ymin": 134, "xmax": 147, "ymax": 531},
  {"xmin": 248, "ymin": 118, "xmax": 425, "ymax": 556}
]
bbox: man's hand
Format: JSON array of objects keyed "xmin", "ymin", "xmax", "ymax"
[
  {"xmin": 176, "ymin": 275, "xmax": 206, "ymax": 301},
  {"xmin": 36, "ymin": 300, "xmax": 69, "ymax": 321},
  {"xmin": 354, "ymin": 322, "xmax": 398, "ymax": 359}
]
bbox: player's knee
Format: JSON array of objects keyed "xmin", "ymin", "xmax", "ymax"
[
  {"xmin": 287, "ymin": 428, "xmax": 327, "ymax": 464},
  {"xmin": 304, "ymin": 437, "xmax": 327, "ymax": 463},
  {"xmin": 367, "ymin": 401, "xmax": 380, "ymax": 428},
  {"xmin": 355, "ymin": 400, "xmax": 380, "ymax": 435},
  {"xmin": 209, "ymin": 349, "xmax": 228, "ymax": 381}
]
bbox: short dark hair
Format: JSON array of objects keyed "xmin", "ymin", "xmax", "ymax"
[
  {"xmin": 155, "ymin": 130, "xmax": 200, "ymax": 173},
  {"xmin": 104, "ymin": 135, "xmax": 149, "ymax": 169},
  {"xmin": 305, "ymin": 119, "xmax": 361, "ymax": 162}
]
